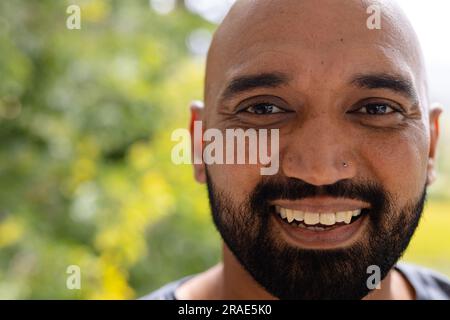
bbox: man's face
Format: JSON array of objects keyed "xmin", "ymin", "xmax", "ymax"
[{"xmin": 194, "ymin": 0, "xmax": 440, "ymax": 299}]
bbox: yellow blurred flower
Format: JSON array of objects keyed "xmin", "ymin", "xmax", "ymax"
[
  {"xmin": 128, "ymin": 141, "xmax": 153, "ymax": 171},
  {"xmin": 0, "ymin": 217, "xmax": 25, "ymax": 248},
  {"xmin": 88, "ymin": 255, "xmax": 134, "ymax": 300},
  {"xmin": 80, "ymin": 0, "xmax": 110, "ymax": 23}
]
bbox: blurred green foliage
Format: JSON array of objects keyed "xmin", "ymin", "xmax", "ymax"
[
  {"xmin": 0, "ymin": 0, "xmax": 220, "ymax": 299},
  {"xmin": 0, "ymin": 0, "xmax": 448, "ymax": 299}
]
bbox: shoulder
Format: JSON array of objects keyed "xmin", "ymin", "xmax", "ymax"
[
  {"xmin": 396, "ymin": 263, "xmax": 450, "ymax": 300},
  {"xmin": 139, "ymin": 275, "xmax": 195, "ymax": 300}
]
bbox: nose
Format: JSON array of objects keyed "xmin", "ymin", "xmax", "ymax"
[{"xmin": 281, "ymin": 116, "xmax": 357, "ymax": 186}]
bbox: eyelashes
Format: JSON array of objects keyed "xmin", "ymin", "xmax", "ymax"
[
  {"xmin": 351, "ymin": 103, "xmax": 401, "ymax": 116},
  {"xmin": 243, "ymin": 103, "xmax": 287, "ymax": 115},
  {"xmin": 239, "ymin": 102, "xmax": 403, "ymax": 117}
]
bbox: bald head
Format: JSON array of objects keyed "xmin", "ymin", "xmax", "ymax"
[{"xmin": 204, "ymin": 0, "xmax": 428, "ymax": 116}]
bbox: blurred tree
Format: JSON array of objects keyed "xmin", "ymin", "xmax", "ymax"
[{"xmin": 0, "ymin": 0, "xmax": 219, "ymax": 299}]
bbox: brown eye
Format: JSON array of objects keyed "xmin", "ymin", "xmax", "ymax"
[
  {"xmin": 358, "ymin": 103, "xmax": 397, "ymax": 115},
  {"xmin": 245, "ymin": 103, "xmax": 285, "ymax": 115}
]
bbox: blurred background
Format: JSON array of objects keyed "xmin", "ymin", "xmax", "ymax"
[{"xmin": 0, "ymin": 0, "xmax": 448, "ymax": 299}]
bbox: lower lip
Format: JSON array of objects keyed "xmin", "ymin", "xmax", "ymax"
[{"xmin": 271, "ymin": 211, "xmax": 368, "ymax": 249}]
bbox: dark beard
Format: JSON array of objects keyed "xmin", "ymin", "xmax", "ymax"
[{"xmin": 206, "ymin": 171, "xmax": 426, "ymax": 300}]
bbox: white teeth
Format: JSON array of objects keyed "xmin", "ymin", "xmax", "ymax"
[
  {"xmin": 320, "ymin": 213, "xmax": 336, "ymax": 226},
  {"xmin": 335, "ymin": 211, "xmax": 346, "ymax": 223},
  {"xmin": 286, "ymin": 209, "xmax": 294, "ymax": 223},
  {"xmin": 277, "ymin": 208, "xmax": 364, "ymax": 226},
  {"xmin": 304, "ymin": 212, "xmax": 320, "ymax": 225},
  {"xmin": 352, "ymin": 209, "xmax": 362, "ymax": 217},
  {"xmin": 279, "ymin": 207, "xmax": 287, "ymax": 219},
  {"xmin": 294, "ymin": 210, "xmax": 304, "ymax": 222},
  {"xmin": 344, "ymin": 211, "xmax": 353, "ymax": 224}
]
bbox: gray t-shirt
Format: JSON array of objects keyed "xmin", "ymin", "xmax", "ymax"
[{"xmin": 141, "ymin": 263, "xmax": 450, "ymax": 300}]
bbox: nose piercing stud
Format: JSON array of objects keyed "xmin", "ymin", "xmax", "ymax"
[{"xmin": 343, "ymin": 162, "xmax": 349, "ymax": 168}]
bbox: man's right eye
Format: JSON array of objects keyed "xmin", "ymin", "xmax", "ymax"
[{"xmin": 244, "ymin": 103, "xmax": 286, "ymax": 115}]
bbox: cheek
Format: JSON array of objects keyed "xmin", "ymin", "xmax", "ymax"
[
  {"xmin": 203, "ymin": 127, "xmax": 279, "ymax": 202},
  {"xmin": 207, "ymin": 164, "xmax": 263, "ymax": 203},
  {"xmin": 362, "ymin": 129, "xmax": 429, "ymax": 202}
]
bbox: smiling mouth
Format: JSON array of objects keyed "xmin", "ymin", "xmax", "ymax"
[{"xmin": 274, "ymin": 205, "xmax": 367, "ymax": 231}]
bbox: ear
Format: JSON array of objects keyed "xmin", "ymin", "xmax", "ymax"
[
  {"xmin": 426, "ymin": 104, "xmax": 443, "ymax": 186},
  {"xmin": 190, "ymin": 101, "xmax": 206, "ymax": 183}
]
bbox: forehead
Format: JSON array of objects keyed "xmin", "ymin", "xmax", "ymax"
[
  {"xmin": 207, "ymin": 37, "xmax": 418, "ymax": 108},
  {"xmin": 226, "ymin": 40, "xmax": 413, "ymax": 83},
  {"xmin": 205, "ymin": 0, "xmax": 424, "ymax": 108}
]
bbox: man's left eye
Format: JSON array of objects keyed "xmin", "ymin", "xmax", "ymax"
[
  {"xmin": 357, "ymin": 103, "xmax": 397, "ymax": 115},
  {"xmin": 245, "ymin": 103, "xmax": 285, "ymax": 115}
]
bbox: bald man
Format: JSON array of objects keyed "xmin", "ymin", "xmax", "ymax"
[{"xmin": 145, "ymin": 0, "xmax": 450, "ymax": 300}]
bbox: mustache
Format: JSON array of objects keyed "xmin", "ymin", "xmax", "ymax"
[{"xmin": 250, "ymin": 176, "xmax": 390, "ymax": 211}]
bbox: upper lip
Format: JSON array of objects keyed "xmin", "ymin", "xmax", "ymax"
[{"xmin": 270, "ymin": 196, "xmax": 371, "ymax": 213}]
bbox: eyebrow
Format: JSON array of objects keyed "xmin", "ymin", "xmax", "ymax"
[
  {"xmin": 351, "ymin": 73, "xmax": 419, "ymax": 104},
  {"xmin": 219, "ymin": 72, "xmax": 419, "ymax": 106},
  {"xmin": 220, "ymin": 72, "xmax": 290, "ymax": 102}
]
